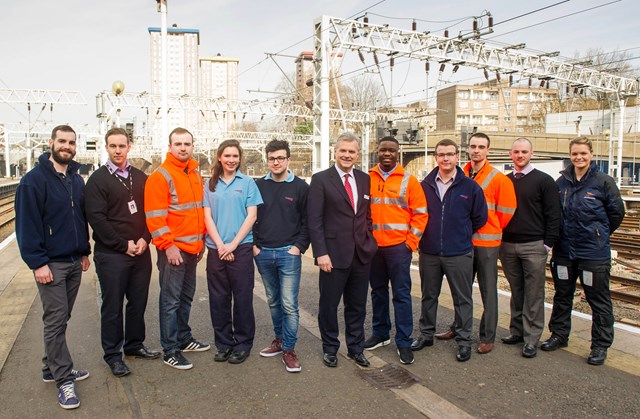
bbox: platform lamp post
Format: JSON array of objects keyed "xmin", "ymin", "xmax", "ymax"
[{"xmin": 156, "ymin": 0, "xmax": 168, "ymax": 162}]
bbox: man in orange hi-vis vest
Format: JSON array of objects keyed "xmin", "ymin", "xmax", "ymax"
[
  {"xmin": 145, "ymin": 127, "xmax": 209, "ymax": 371},
  {"xmin": 435, "ymin": 132, "xmax": 516, "ymax": 355}
]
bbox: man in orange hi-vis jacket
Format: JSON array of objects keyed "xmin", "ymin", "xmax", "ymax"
[
  {"xmin": 364, "ymin": 136, "xmax": 428, "ymax": 366},
  {"xmin": 145, "ymin": 127, "xmax": 209, "ymax": 371},
  {"xmin": 435, "ymin": 132, "xmax": 516, "ymax": 355}
]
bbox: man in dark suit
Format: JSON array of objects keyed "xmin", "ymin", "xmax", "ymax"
[{"xmin": 308, "ymin": 132, "xmax": 378, "ymax": 368}]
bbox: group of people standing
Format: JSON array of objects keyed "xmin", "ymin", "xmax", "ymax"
[{"xmin": 14, "ymin": 125, "xmax": 624, "ymax": 410}]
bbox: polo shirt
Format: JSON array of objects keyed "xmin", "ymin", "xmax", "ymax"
[{"xmin": 203, "ymin": 171, "xmax": 263, "ymax": 248}]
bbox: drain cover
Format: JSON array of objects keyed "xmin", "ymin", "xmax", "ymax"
[{"xmin": 359, "ymin": 364, "xmax": 422, "ymax": 389}]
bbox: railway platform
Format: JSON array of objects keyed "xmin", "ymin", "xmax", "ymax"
[{"xmin": 0, "ymin": 235, "xmax": 639, "ymax": 418}]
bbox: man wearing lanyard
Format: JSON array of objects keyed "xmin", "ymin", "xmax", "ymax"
[{"xmin": 85, "ymin": 127, "xmax": 160, "ymax": 377}]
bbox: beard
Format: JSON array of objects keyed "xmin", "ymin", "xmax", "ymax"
[{"xmin": 50, "ymin": 145, "xmax": 75, "ymax": 164}]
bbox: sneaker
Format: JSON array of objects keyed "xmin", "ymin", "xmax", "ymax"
[
  {"xmin": 58, "ymin": 381, "xmax": 80, "ymax": 410},
  {"xmin": 282, "ymin": 350, "xmax": 302, "ymax": 373},
  {"xmin": 180, "ymin": 339, "xmax": 211, "ymax": 352},
  {"xmin": 364, "ymin": 335, "xmax": 391, "ymax": 351},
  {"xmin": 43, "ymin": 369, "xmax": 90, "ymax": 383},
  {"xmin": 163, "ymin": 352, "xmax": 193, "ymax": 370},
  {"xmin": 260, "ymin": 338, "xmax": 283, "ymax": 357},
  {"xmin": 397, "ymin": 347, "xmax": 415, "ymax": 365}
]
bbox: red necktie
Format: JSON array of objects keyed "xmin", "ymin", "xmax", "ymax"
[
  {"xmin": 344, "ymin": 173, "xmax": 355, "ymax": 210},
  {"xmin": 514, "ymin": 172, "xmax": 524, "ymax": 179}
]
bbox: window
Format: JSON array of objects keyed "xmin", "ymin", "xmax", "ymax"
[
  {"xmin": 516, "ymin": 104, "xmax": 525, "ymax": 110},
  {"xmin": 456, "ymin": 115, "xmax": 470, "ymax": 124},
  {"xmin": 503, "ymin": 90, "xmax": 512, "ymax": 97},
  {"xmin": 472, "ymin": 115, "xmax": 483, "ymax": 124},
  {"xmin": 457, "ymin": 90, "xmax": 470, "ymax": 99},
  {"xmin": 473, "ymin": 102, "xmax": 482, "ymax": 109},
  {"xmin": 490, "ymin": 103, "xmax": 499, "ymax": 110},
  {"xmin": 459, "ymin": 101, "xmax": 468, "ymax": 109}
]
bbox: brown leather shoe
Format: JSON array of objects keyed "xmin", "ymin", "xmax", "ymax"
[
  {"xmin": 435, "ymin": 330, "xmax": 457, "ymax": 340},
  {"xmin": 477, "ymin": 342, "xmax": 494, "ymax": 354}
]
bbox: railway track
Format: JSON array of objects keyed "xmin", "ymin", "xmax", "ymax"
[{"xmin": 0, "ymin": 182, "xmax": 18, "ymax": 230}]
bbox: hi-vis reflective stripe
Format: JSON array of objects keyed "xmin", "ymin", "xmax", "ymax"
[
  {"xmin": 151, "ymin": 226, "xmax": 171, "ymax": 238},
  {"xmin": 414, "ymin": 206, "xmax": 427, "ymax": 214},
  {"xmin": 480, "ymin": 168, "xmax": 500, "ymax": 190},
  {"xmin": 486, "ymin": 202, "xmax": 517, "ymax": 214},
  {"xmin": 373, "ymin": 223, "xmax": 409, "ymax": 231},
  {"xmin": 169, "ymin": 201, "xmax": 203, "ymax": 211},
  {"xmin": 472, "ymin": 232, "xmax": 502, "ymax": 241},
  {"xmin": 175, "ymin": 233, "xmax": 205, "ymax": 243},
  {"xmin": 495, "ymin": 204, "xmax": 516, "ymax": 214},
  {"xmin": 371, "ymin": 172, "xmax": 412, "ymax": 207},
  {"xmin": 157, "ymin": 168, "xmax": 179, "ymax": 206},
  {"xmin": 410, "ymin": 226, "xmax": 424, "ymax": 238},
  {"xmin": 146, "ymin": 209, "xmax": 168, "ymax": 218}
]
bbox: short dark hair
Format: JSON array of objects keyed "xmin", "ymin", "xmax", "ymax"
[
  {"xmin": 378, "ymin": 136, "xmax": 399, "ymax": 147},
  {"xmin": 435, "ymin": 138, "xmax": 459, "ymax": 153},
  {"xmin": 469, "ymin": 132, "xmax": 490, "ymax": 147},
  {"xmin": 51, "ymin": 125, "xmax": 76, "ymax": 140},
  {"xmin": 105, "ymin": 127, "xmax": 129, "ymax": 144},
  {"xmin": 169, "ymin": 127, "xmax": 193, "ymax": 144},
  {"xmin": 265, "ymin": 139, "xmax": 290, "ymax": 158},
  {"xmin": 569, "ymin": 136, "xmax": 593, "ymax": 152}
]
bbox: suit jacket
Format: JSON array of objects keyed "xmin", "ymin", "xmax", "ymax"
[{"xmin": 307, "ymin": 165, "xmax": 378, "ymax": 269}]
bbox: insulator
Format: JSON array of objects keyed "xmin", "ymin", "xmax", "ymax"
[
  {"xmin": 306, "ymin": 78, "xmax": 313, "ymax": 87},
  {"xmin": 358, "ymin": 50, "xmax": 365, "ymax": 64},
  {"xmin": 364, "ymin": 16, "xmax": 368, "ymax": 26},
  {"xmin": 509, "ymin": 74, "xmax": 513, "ymax": 85},
  {"xmin": 473, "ymin": 19, "xmax": 478, "ymax": 32},
  {"xmin": 352, "ymin": 25, "xmax": 356, "ymax": 35},
  {"xmin": 452, "ymin": 64, "xmax": 459, "ymax": 73},
  {"xmin": 439, "ymin": 63, "xmax": 446, "ymax": 72},
  {"xmin": 496, "ymin": 72, "xmax": 501, "ymax": 81},
  {"xmin": 373, "ymin": 52, "xmax": 379, "ymax": 66},
  {"xmin": 412, "ymin": 20, "xmax": 417, "ymax": 31},
  {"xmin": 390, "ymin": 57, "xmax": 395, "ymax": 67},
  {"xmin": 425, "ymin": 62, "xmax": 430, "ymax": 72},
  {"xmin": 566, "ymin": 85, "xmax": 570, "ymax": 94},
  {"xmin": 540, "ymin": 80, "xmax": 545, "ymax": 88},
  {"xmin": 444, "ymin": 29, "xmax": 449, "ymax": 38},
  {"xmin": 483, "ymin": 68, "xmax": 489, "ymax": 80},
  {"xmin": 528, "ymin": 78, "xmax": 532, "ymax": 87},
  {"xmin": 488, "ymin": 15, "xmax": 493, "ymax": 28}
]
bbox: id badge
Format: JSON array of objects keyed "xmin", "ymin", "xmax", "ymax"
[{"xmin": 128, "ymin": 200, "xmax": 138, "ymax": 214}]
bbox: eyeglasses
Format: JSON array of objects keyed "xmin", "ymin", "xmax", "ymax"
[
  {"xmin": 436, "ymin": 152, "xmax": 457, "ymax": 159},
  {"xmin": 267, "ymin": 156, "xmax": 287, "ymax": 163}
]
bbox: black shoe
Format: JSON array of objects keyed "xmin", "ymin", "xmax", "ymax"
[
  {"xmin": 109, "ymin": 361, "xmax": 130, "ymax": 377},
  {"xmin": 522, "ymin": 343, "xmax": 537, "ymax": 358},
  {"xmin": 125, "ymin": 346, "xmax": 161, "ymax": 360},
  {"xmin": 501, "ymin": 335, "xmax": 524, "ymax": 345},
  {"xmin": 347, "ymin": 352, "xmax": 370, "ymax": 367},
  {"xmin": 214, "ymin": 348, "xmax": 233, "ymax": 362},
  {"xmin": 364, "ymin": 335, "xmax": 391, "ymax": 351},
  {"xmin": 587, "ymin": 347, "xmax": 607, "ymax": 365},
  {"xmin": 228, "ymin": 350, "xmax": 250, "ymax": 364},
  {"xmin": 540, "ymin": 335, "xmax": 568, "ymax": 352},
  {"xmin": 163, "ymin": 351, "xmax": 192, "ymax": 370},
  {"xmin": 456, "ymin": 346, "xmax": 471, "ymax": 362},
  {"xmin": 397, "ymin": 347, "xmax": 415, "ymax": 365},
  {"xmin": 323, "ymin": 353, "xmax": 338, "ymax": 368},
  {"xmin": 411, "ymin": 336, "xmax": 434, "ymax": 351}
]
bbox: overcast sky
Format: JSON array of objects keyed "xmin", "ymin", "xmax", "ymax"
[{"xmin": 1, "ymin": 0, "xmax": 638, "ymax": 126}]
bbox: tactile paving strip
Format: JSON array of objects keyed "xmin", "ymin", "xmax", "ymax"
[{"xmin": 358, "ymin": 363, "xmax": 422, "ymax": 389}]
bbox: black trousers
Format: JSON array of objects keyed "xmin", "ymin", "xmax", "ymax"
[
  {"xmin": 318, "ymin": 258, "xmax": 371, "ymax": 354},
  {"xmin": 94, "ymin": 250, "xmax": 152, "ymax": 364},
  {"xmin": 549, "ymin": 257, "xmax": 614, "ymax": 348}
]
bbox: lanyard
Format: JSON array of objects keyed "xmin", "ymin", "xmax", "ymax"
[{"xmin": 111, "ymin": 168, "xmax": 134, "ymax": 201}]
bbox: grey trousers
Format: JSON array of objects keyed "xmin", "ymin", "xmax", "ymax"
[
  {"xmin": 473, "ymin": 246, "xmax": 500, "ymax": 343},
  {"xmin": 37, "ymin": 261, "xmax": 83, "ymax": 387},
  {"xmin": 499, "ymin": 240, "xmax": 548, "ymax": 345},
  {"xmin": 418, "ymin": 251, "xmax": 474, "ymax": 347}
]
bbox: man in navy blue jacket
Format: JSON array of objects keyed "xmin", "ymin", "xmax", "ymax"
[
  {"xmin": 411, "ymin": 139, "xmax": 487, "ymax": 362},
  {"xmin": 15, "ymin": 125, "xmax": 91, "ymax": 410}
]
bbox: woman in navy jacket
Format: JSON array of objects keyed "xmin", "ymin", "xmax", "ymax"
[{"xmin": 541, "ymin": 136, "xmax": 625, "ymax": 366}]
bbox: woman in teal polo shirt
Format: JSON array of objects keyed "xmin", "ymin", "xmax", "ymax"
[{"xmin": 204, "ymin": 139, "xmax": 263, "ymax": 365}]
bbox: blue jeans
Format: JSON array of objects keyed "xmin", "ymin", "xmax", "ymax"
[
  {"xmin": 369, "ymin": 243, "xmax": 414, "ymax": 348},
  {"xmin": 157, "ymin": 248, "xmax": 197, "ymax": 354},
  {"xmin": 254, "ymin": 246, "xmax": 302, "ymax": 351}
]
